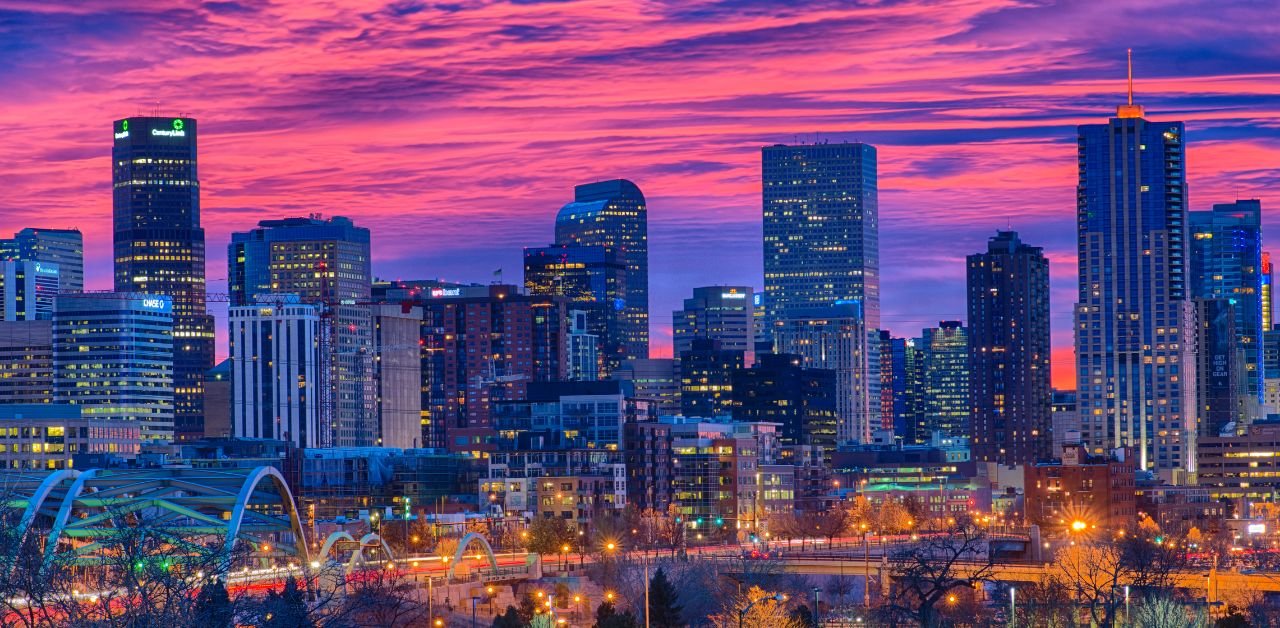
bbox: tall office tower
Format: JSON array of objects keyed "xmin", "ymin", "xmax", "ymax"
[
  {"xmin": 229, "ymin": 216, "xmax": 374, "ymax": 447},
  {"xmin": 732, "ymin": 352, "xmax": 838, "ymax": 462},
  {"xmin": 524, "ymin": 244, "xmax": 625, "ymax": 375},
  {"xmin": 555, "ymin": 180, "xmax": 648, "ymax": 360},
  {"xmin": 0, "ymin": 321, "xmax": 53, "ymax": 404},
  {"xmin": 1190, "ymin": 200, "xmax": 1264, "ymax": 409},
  {"xmin": 567, "ymin": 310, "xmax": 600, "ymax": 381},
  {"xmin": 373, "ymin": 304, "xmax": 423, "ymax": 449},
  {"xmin": 1263, "ymin": 252, "xmax": 1274, "ymax": 333},
  {"xmin": 409, "ymin": 284, "xmax": 566, "ymax": 453},
  {"xmin": 920, "ymin": 321, "xmax": 969, "ymax": 441},
  {"xmin": 875, "ymin": 330, "xmax": 896, "ymax": 433},
  {"xmin": 890, "ymin": 337, "xmax": 927, "ymax": 444},
  {"xmin": 967, "ymin": 231, "xmax": 1052, "ymax": 465},
  {"xmin": 0, "ymin": 261, "xmax": 59, "ymax": 320},
  {"xmin": 611, "ymin": 358, "xmax": 679, "ymax": 414},
  {"xmin": 773, "ymin": 302, "xmax": 874, "ymax": 444},
  {"xmin": 1265, "ymin": 329, "xmax": 1280, "ymax": 418},
  {"xmin": 0, "ymin": 228, "xmax": 83, "ymax": 293},
  {"xmin": 228, "ymin": 300, "xmax": 322, "ymax": 448},
  {"xmin": 679, "ymin": 338, "xmax": 744, "ymax": 418},
  {"xmin": 673, "ymin": 286, "xmax": 755, "ymax": 364},
  {"xmin": 761, "ymin": 142, "xmax": 879, "ymax": 331},
  {"xmin": 1194, "ymin": 299, "xmax": 1246, "ymax": 436},
  {"xmin": 53, "ymin": 293, "xmax": 174, "ymax": 441},
  {"xmin": 1073, "ymin": 71, "xmax": 1196, "ymax": 476},
  {"xmin": 113, "ymin": 117, "xmax": 213, "ymax": 442}
]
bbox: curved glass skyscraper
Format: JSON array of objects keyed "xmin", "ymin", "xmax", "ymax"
[{"xmin": 112, "ymin": 117, "xmax": 214, "ymax": 442}]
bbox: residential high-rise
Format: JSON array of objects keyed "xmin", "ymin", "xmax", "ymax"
[
  {"xmin": 679, "ymin": 338, "xmax": 743, "ymax": 418},
  {"xmin": 889, "ymin": 336, "xmax": 926, "ymax": 444},
  {"xmin": 967, "ymin": 231, "xmax": 1051, "ymax": 465},
  {"xmin": 674, "ymin": 286, "xmax": 755, "ymax": 364},
  {"xmin": 773, "ymin": 302, "xmax": 874, "ymax": 444},
  {"xmin": 524, "ymin": 244, "xmax": 624, "ymax": 375},
  {"xmin": 0, "ymin": 228, "xmax": 83, "ymax": 293},
  {"xmin": 920, "ymin": 321, "xmax": 969, "ymax": 442},
  {"xmin": 1190, "ymin": 200, "xmax": 1263, "ymax": 407},
  {"xmin": 229, "ymin": 216, "xmax": 374, "ymax": 447},
  {"xmin": 567, "ymin": 310, "xmax": 600, "ymax": 381},
  {"xmin": 53, "ymin": 293, "xmax": 174, "ymax": 441},
  {"xmin": 761, "ymin": 142, "xmax": 879, "ymax": 331},
  {"xmin": 1194, "ymin": 299, "xmax": 1246, "ymax": 436},
  {"xmin": 1263, "ymin": 252, "xmax": 1274, "ymax": 333},
  {"xmin": 229, "ymin": 299, "xmax": 322, "ymax": 448},
  {"xmin": 732, "ymin": 352, "xmax": 838, "ymax": 462},
  {"xmin": 0, "ymin": 260, "xmax": 59, "ymax": 321},
  {"xmin": 1073, "ymin": 73, "xmax": 1195, "ymax": 476},
  {"xmin": 555, "ymin": 180, "xmax": 648, "ymax": 361},
  {"xmin": 611, "ymin": 358, "xmax": 679, "ymax": 415},
  {"xmin": 373, "ymin": 303, "xmax": 423, "ymax": 449},
  {"xmin": 113, "ymin": 117, "xmax": 214, "ymax": 442},
  {"xmin": 0, "ymin": 321, "xmax": 53, "ymax": 404}
]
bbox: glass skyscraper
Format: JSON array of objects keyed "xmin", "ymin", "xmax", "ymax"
[
  {"xmin": 761, "ymin": 142, "xmax": 879, "ymax": 331},
  {"xmin": 0, "ymin": 228, "xmax": 83, "ymax": 294},
  {"xmin": 555, "ymin": 180, "xmax": 648, "ymax": 361},
  {"xmin": 1190, "ymin": 199, "xmax": 1263, "ymax": 407},
  {"xmin": 967, "ymin": 231, "xmax": 1051, "ymax": 464},
  {"xmin": 1074, "ymin": 95, "xmax": 1195, "ymax": 475},
  {"xmin": 523, "ymin": 243, "xmax": 624, "ymax": 376},
  {"xmin": 920, "ymin": 321, "xmax": 969, "ymax": 442},
  {"xmin": 112, "ymin": 117, "xmax": 214, "ymax": 442}
]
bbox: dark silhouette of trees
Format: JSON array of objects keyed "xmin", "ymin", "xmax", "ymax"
[{"xmin": 648, "ymin": 567, "xmax": 685, "ymax": 628}]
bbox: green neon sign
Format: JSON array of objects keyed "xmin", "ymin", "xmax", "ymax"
[
  {"xmin": 172, "ymin": 119, "xmax": 184, "ymax": 130},
  {"xmin": 122, "ymin": 120, "xmax": 128, "ymax": 131}
]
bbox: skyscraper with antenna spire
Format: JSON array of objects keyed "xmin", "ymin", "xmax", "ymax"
[{"xmin": 1073, "ymin": 53, "xmax": 1195, "ymax": 478}]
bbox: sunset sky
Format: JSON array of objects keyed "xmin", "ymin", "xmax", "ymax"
[{"xmin": 3, "ymin": 0, "xmax": 1280, "ymax": 388}]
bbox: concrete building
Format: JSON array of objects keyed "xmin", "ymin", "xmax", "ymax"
[
  {"xmin": 773, "ymin": 302, "xmax": 874, "ymax": 444},
  {"xmin": 229, "ymin": 300, "xmax": 322, "ymax": 448},
  {"xmin": 1197, "ymin": 422, "xmax": 1280, "ymax": 513},
  {"xmin": 524, "ymin": 244, "xmax": 624, "ymax": 375},
  {"xmin": 373, "ymin": 304, "xmax": 423, "ymax": 449},
  {"xmin": 674, "ymin": 286, "xmax": 755, "ymax": 364},
  {"xmin": 566, "ymin": 309, "xmax": 599, "ymax": 381},
  {"xmin": 0, "ymin": 404, "xmax": 141, "ymax": 470},
  {"xmin": 1023, "ymin": 445, "xmax": 1136, "ymax": 531},
  {"xmin": 920, "ymin": 321, "xmax": 970, "ymax": 442},
  {"xmin": 611, "ymin": 358, "xmax": 678, "ymax": 415},
  {"xmin": 0, "ymin": 260, "xmax": 59, "ymax": 321},
  {"xmin": 623, "ymin": 420, "xmax": 673, "ymax": 513},
  {"xmin": 0, "ymin": 320, "xmax": 53, "ymax": 404},
  {"xmin": 204, "ymin": 360, "xmax": 231, "ymax": 438},
  {"xmin": 53, "ymin": 293, "xmax": 174, "ymax": 442},
  {"xmin": 0, "ymin": 228, "xmax": 83, "ymax": 294}
]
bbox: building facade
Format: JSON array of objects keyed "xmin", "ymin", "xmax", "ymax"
[
  {"xmin": 967, "ymin": 231, "xmax": 1051, "ymax": 464},
  {"xmin": 673, "ymin": 286, "xmax": 755, "ymax": 364},
  {"xmin": 0, "ymin": 228, "xmax": 83, "ymax": 294},
  {"xmin": 0, "ymin": 320, "xmax": 53, "ymax": 404},
  {"xmin": 373, "ymin": 304, "xmax": 423, "ymax": 449},
  {"xmin": 0, "ymin": 404, "xmax": 141, "ymax": 470},
  {"xmin": 113, "ymin": 117, "xmax": 214, "ymax": 442},
  {"xmin": 229, "ymin": 300, "xmax": 322, "ymax": 448},
  {"xmin": 524, "ymin": 244, "xmax": 624, "ymax": 375},
  {"xmin": 555, "ymin": 180, "xmax": 649, "ymax": 361},
  {"xmin": 679, "ymin": 338, "xmax": 743, "ymax": 418},
  {"xmin": 53, "ymin": 293, "xmax": 174, "ymax": 441},
  {"xmin": 773, "ymin": 302, "xmax": 874, "ymax": 444},
  {"xmin": 229, "ymin": 216, "xmax": 374, "ymax": 447},
  {"xmin": 0, "ymin": 260, "xmax": 59, "ymax": 321},
  {"xmin": 611, "ymin": 358, "xmax": 679, "ymax": 415},
  {"xmin": 732, "ymin": 353, "xmax": 838, "ymax": 461},
  {"xmin": 1073, "ymin": 99, "xmax": 1195, "ymax": 477},
  {"xmin": 761, "ymin": 142, "xmax": 879, "ymax": 331},
  {"xmin": 920, "ymin": 321, "xmax": 969, "ymax": 442}
]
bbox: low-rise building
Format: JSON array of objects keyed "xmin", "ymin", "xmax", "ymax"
[
  {"xmin": 0, "ymin": 404, "xmax": 141, "ymax": 470},
  {"xmin": 1197, "ymin": 421, "xmax": 1280, "ymax": 515},
  {"xmin": 1024, "ymin": 445, "xmax": 1136, "ymax": 532}
]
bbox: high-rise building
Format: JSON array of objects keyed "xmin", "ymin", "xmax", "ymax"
[
  {"xmin": 113, "ymin": 117, "xmax": 213, "ymax": 442},
  {"xmin": 773, "ymin": 302, "xmax": 874, "ymax": 444},
  {"xmin": 679, "ymin": 338, "xmax": 743, "ymax": 418},
  {"xmin": 1190, "ymin": 200, "xmax": 1263, "ymax": 406},
  {"xmin": 1262, "ymin": 252, "xmax": 1274, "ymax": 333},
  {"xmin": 889, "ymin": 336, "xmax": 926, "ymax": 444},
  {"xmin": 0, "ymin": 260, "xmax": 59, "ymax": 321},
  {"xmin": 523, "ymin": 244, "xmax": 624, "ymax": 375},
  {"xmin": 1194, "ymin": 299, "xmax": 1246, "ymax": 436},
  {"xmin": 0, "ymin": 228, "xmax": 83, "ymax": 294},
  {"xmin": 53, "ymin": 293, "xmax": 174, "ymax": 441},
  {"xmin": 555, "ymin": 180, "xmax": 648, "ymax": 361},
  {"xmin": 732, "ymin": 352, "xmax": 838, "ymax": 462},
  {"xmin": 0, "ymin": 321, "xmax": 53, "ymax": 404},
  {"xmin": 761, "ymin": 142, "xmax": 879, "ymax": 331},
  {"xmin": 229, "ymin": 299, "xmax": 322, "ymax": 448},
  {"xmin": 875, "ymin": 331, "xmax": 896, "ymax": 434},
  {"xmin": 611, "ymin": 358, "xmax": 679, "ymax": 415},
  {"xmin": 673, "ymin": 286, "xmax": 755, "ymax": 364},
  {"xmin": 567, "ymin": 310, "xmax": 599, "ymax": 381},
  {"xmin": 373, "ymin": 303, "xmax": 423, "ymax": 449},
  {"xmin": 1073, "ymin": 75, "xmax": 1195, "ymax": 475},
  {"xmin": 204, "ymin": 360, "xmax": 231, "ymax": 439},
  {"xmin": 229, "ymin": 216, "xmax": 374, "ymax": 447},
  {"xmin": 920, "ymin": 321, "xmax": 969, "ymax": 442},
  {"xmin": 967, "ymin": 231, "xmax": 1051, "ymax": 465}
]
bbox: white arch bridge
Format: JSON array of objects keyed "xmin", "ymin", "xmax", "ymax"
[{"xmin": 0, "ymin": 466, "xmax": 529, "ymax": 582}]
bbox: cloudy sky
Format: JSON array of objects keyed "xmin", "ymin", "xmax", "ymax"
[{"xmin": 3, "ymin": 0, "xmax": 1280, "ymax": 387}]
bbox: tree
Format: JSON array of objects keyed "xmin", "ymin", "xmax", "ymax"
[
  {"xmin": 648, "ymin": 567, "xmax": 685, "ymax": 628},
  {"xmin": 341, "ymin": 566, "xmax": 428, "ymax": 627},
  {"xmin": 710, "ymin": 585, "xmax": 803, "ymax": 628},
  {"xmin": 595, "ymin": 600, "xmax": 640, "ymax": 628},
  {"xmin": 884, "ymin": 517, "xmax": 996, "ymax": 627},
  {"xmin": 1053, "ymin": 536, "xmax": 1183, "ymax": 628},
  {"xmin": 1132, "ymin": 594, "xmax": 1207, "ymax": 628},
  {"xmin": 1009, "ymin": 576, "xmax": 1076, "ymax": 628},
  {"xmin": 194, "ymin": 577, "xmax": 235, "ymax": 628},
  {"xmin": 493, "ymin": 605, "xmax": 525, "ymax": 628},
  {"xmin": 798, "ymin": 505, "xmax": 848, "ymax": 547},
  {"xmin": 657, "ymin": 504, "xmax": 686, "ymax": 557},
  {"xmin": 262, "ymin": 575, "xmax": 313, "ymax": 628},
  {"xmin": 526, "ymin": 516, "xmax": 576, "ymax": 557}
]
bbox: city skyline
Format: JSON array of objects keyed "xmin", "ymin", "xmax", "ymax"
[{"xmin": 4, "ymin": 3, "xmax": 1280, "ymax": 389}]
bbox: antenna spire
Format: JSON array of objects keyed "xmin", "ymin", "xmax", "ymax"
[
  {"xmin": 1116, "ymin": 49, "xmax": 1144, "ymax": 118},
  {"xmin": 1127, "ymin": 48, "xmax": 1134, "ymax": 106}
]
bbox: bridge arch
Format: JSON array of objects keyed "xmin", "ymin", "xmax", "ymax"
[
  {"xmin": 222, "ymin": 466, "xmax": 309, "ymax": 564},
  {"xmin": 447, "ymin": 532, "xmax": 499, "ymax": 580},
  {"xmin": 316, "ymin": 531, "xmax": 393, "ymax": 572}
]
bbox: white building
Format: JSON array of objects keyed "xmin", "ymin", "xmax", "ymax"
[{"xmin": 229, "ymin": 299, "xmax": 322, "ymax": 448}]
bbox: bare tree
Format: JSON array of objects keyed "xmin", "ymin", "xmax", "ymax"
[
  {"xmin": 1053, "ymin": 535, "xmax": 1183, "ymax": 628},
  {"xmin": 883, "ymin": 517, "xmax": 996, "ymax": 627}
]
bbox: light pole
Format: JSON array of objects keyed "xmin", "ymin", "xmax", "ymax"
[
  {"xmin": 738, "ymin": 592, "xmax": 785, "ymax": 628},
  {"xmin": 812, "ymin": 586, "xmax": 821, "ymax": 627},
  {"xmin": 862, "ymin": 524, "xmax": 870, "ymax": 607},
  {"xmin": 471, "ymin": 595, "xmax": 479, "ymax": 628},
  {"xmin": 1009, "ymin": 587, "xmax": 1016, "ymax": 628}
]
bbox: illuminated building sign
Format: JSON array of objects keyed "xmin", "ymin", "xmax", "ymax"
[
  {"xmin": 151, "ymin": 119, "xmax": 187, "ymax": 138},
  {"xmin": 33, "ymin": 263, "xmax": 58, "ymax": 275},
  {"xmin": 114, "ymin": 120, "xmax": 129, "ymax": 140},
  {"xmin": 721, "ymin": 291, "xmax": 747, "ymax": 300},
  {"xmin": 430, "ymin": 288, "xmax": 462, "ymax": 298},
  {"xmin": 139, "ymin": 298, "xmax": 167, "ymax": 310}
]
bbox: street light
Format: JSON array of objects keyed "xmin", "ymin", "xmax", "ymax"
[
  {"xmin": 1010, "ymin": 588, "xmax": 1016, "ymax": 628},
  {"xmin": 1071, "ymin": 520, "xmax": 1088, "ymax": 532}
]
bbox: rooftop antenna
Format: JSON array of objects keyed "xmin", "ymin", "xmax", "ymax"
[{"xmin": 1117, "ymin": 48, "xmax": 1144, "ymax": 118}]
